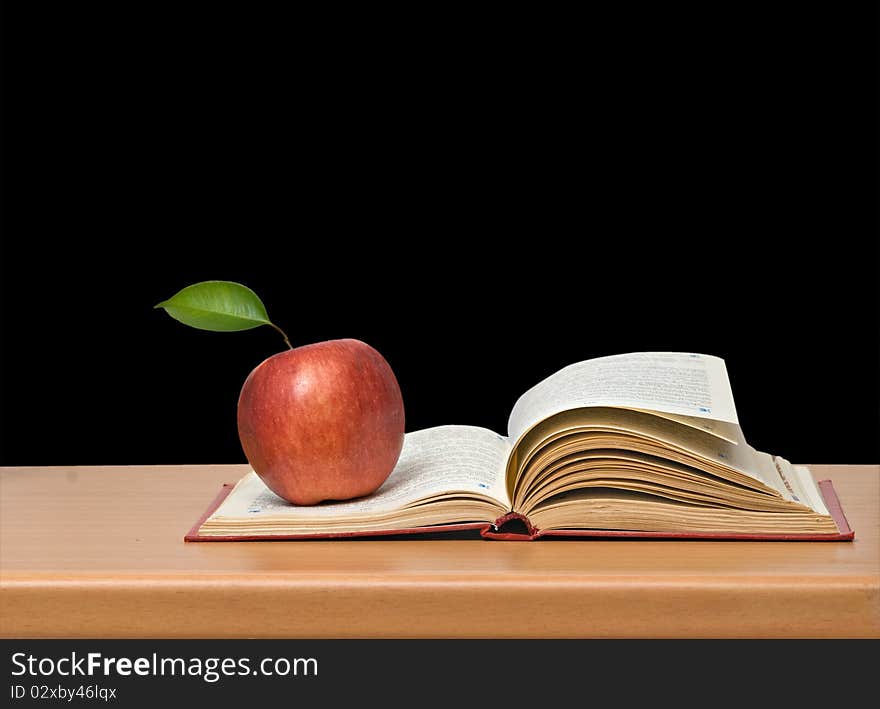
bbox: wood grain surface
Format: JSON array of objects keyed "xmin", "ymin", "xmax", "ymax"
[{"xmin": 1, "ymin": 464, "xmax": 877, "ymax": 638}]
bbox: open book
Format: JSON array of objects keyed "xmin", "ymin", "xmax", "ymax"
[{"xmin": 187, "ymin": 352, "xmax": 853, "ymax": 541}]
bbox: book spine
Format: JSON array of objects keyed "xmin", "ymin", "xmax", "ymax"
[{"xmin": 481, "ymin": 512, "xmax": 539, "ymax": 540}]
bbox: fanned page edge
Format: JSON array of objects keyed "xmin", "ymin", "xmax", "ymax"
[
  {"xmin": 483, "ymin": 479, "xmax": 855, "ymax": 541},
  {"xmin": 185, "ymin": 480, "xmax": 854, "ymax": 542}
]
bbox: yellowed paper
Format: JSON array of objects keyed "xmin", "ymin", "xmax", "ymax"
[{"xmin": 507, "ymin": 352, "xmax": 739, "ymax": 444}]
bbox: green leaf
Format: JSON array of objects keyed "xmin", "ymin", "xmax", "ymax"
[{"xmin": 155, "ymin": 280, "xmax": 273, "ymax": 332}]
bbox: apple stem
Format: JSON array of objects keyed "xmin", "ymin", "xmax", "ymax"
[{"xmin": 269, "ymin": 322, "xmax": 294, "ymax": 350}]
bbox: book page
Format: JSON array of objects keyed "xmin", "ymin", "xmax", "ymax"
[
  {"xmin": 507, "ymin": 352, "xmax": 739, "ymax": 444},
  {"xmin": 210, "ymin": 425, "xmax": 512, "ymax": 522},
  {"xmin": 505, "ymin": 405, "xmax": 789, "ymax": 502},
  {"xmin": 630, "ymin": 409, "xmax": 741, "ymax": 444},
  {"xmin": 792, "ymin": 465, "xmax": 829, "ymax": 515}
]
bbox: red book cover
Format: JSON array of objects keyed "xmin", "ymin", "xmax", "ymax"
[{"xmin": 185, "ymin": 479, "xmax": 854, "ymax": 542}]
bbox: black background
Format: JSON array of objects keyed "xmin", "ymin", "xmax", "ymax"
[{"xmin": 1, "ymin": 4, "xmax": 878, "ymax": 466}]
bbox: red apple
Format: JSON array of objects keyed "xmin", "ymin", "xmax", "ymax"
[{"xmin": 236, "ymin": 338, "xmax": 405, "ymax": 505}]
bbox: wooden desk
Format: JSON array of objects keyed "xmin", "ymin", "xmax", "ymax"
[{"xmin": 1, "ymin": 464, "xmax": 877, "ymax": 638}]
